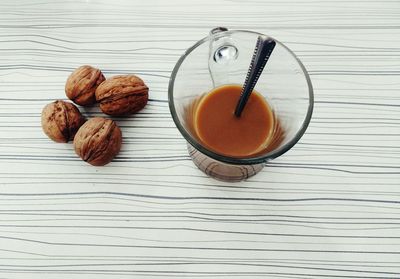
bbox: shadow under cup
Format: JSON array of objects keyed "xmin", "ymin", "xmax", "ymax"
[{"xmin": 169, "ymin": 30, "xmax": 313, "ymax": 182}]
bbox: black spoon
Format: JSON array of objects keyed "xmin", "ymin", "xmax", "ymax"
[{"xmin": 234, "ymin": 35, "xmax": 276, "ymax": 117}]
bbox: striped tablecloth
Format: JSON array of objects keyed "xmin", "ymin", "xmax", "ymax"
[{"xmin": 0, "ymin": 0, "xmax": 399, "ymax": 278}]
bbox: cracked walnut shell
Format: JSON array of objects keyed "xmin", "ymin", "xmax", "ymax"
[
  {"xmin": 65, "ymin": 65, "xmax": 105, "ymax": 106},
  {"xmin": 41, "ymin": 100, "xmax": 86, "ymax": 143},
  {"xmin": 73, "ymin": 117, "xmax": 122, "ymax": 166},
  {"xmin": 95, "ymin": 75, "xmax": 149, "ymax": 116}
]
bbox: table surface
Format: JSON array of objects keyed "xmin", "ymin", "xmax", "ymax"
[{"xmin": 0, "ymin": 0, "xmax": 399, "ymax": 278}]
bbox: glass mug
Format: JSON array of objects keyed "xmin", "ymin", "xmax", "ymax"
[{"xmin": 169, "ymin": 27, "xmax": 313, "ymax": 182}]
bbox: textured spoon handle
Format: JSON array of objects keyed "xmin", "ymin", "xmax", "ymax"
[{"xmin": 234, "ymin": 35, "xmax": 276, "ymax": 117}]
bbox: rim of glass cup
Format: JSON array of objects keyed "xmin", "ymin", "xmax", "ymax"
[{"xmin": 168, "ymin": 30, "xmax": 314, "ymax": 165}]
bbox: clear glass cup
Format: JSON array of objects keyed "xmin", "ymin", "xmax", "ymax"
[{"xmin": 169, "ymin": 28, "xmax": 313, "ymax": 182}]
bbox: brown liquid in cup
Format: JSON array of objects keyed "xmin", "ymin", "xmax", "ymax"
[{"xmin": 192, "ymin": 84, "xmax": 275, "ymax": 158}]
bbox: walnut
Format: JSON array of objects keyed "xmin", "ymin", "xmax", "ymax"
[
  {"xmin": 73, "ymin": 117, "xmax": 122, "ymax": 166},
  {"xmin": 65, "ymin": 65, "xmax": 105, "ymax": 106},
  {"xmin": 41, "ymin": 100, "xmax": 85, "ymax": 143},
  {"xmin": 95, "ymin": 75, "xmax": 148, "ymax": 116}
]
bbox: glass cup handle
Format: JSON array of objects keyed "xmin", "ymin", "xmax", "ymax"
[
  {"xmin": 210, "ymin": 27, "xmax": 228, "ymax": 35},
  {"xmin": 208, "ymin": 27, "xmax": 239, "ymax": 87}
]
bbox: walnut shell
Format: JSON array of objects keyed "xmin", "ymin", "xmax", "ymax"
[
  {"xmin": 41, "ymin": 100, "xmax": 85, "ymax": 143},
  {"xmin": 95, "ymin": 75, "xmax": 148, "ymax": 116},
  {"xmin": 65, "ymin": 65, "xmax": 105, "ymax": 106},
  {"xmin": 73, "ymin": 117, "xmax": 122, "ymax": 166}
]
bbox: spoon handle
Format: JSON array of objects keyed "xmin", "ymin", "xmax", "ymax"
[{"xmin": 234, "ymin": 35, "xmax": 276, "ymax": 117}]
